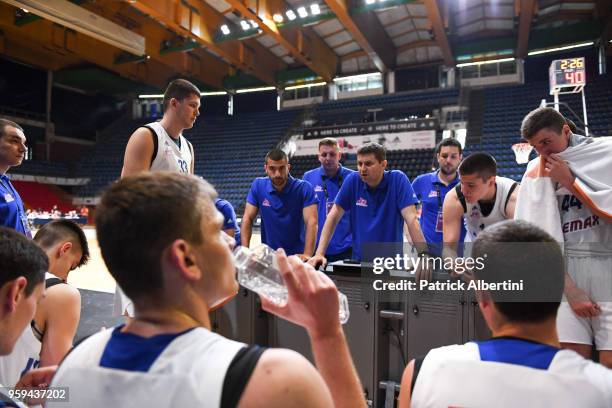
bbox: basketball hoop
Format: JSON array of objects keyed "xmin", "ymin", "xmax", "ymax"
[{"xmin": 512, "ymin": 143, "xmax": 534, "ymax": 164}]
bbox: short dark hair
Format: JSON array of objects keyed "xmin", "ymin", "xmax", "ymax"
[
  {"xmin": 34, "ymin": 220, "xmax": 90, "ymax": 268},
  {"xmin": 436, "ymin": 138, "xmax": 462, "ymax": 154},
  {"xmin": 357, "ymin": 142, "xmax": 386, "ymax": 162},
  {"xmin": 318, "ymin": 138, "xmax": 339, "ymax": 149},
  {"xmin": 472, "ymin": 220, "xmax": 564, "ymax": 323},
  {"xmin": 95, "ymin": 172, "xmax": 217, "ymax": 302},
  {"xmin": 265, "ymin": 149, "xmax": 288, "ymax": 164},
  {"xmin": 459, "ymin": 153, "xmax": 497, "ymax": 181},
  {"xmin": 521, "ymin": 107, "xmax": 566, "ymax": 140},
  {"xmin": 0, "ymin": 227, "xmax": 47, "ymax": 296},
  {"xmin": 163, "ymin": 79, "xmax": 201, "ymax": 110},
  {"xmin": 0, "ymin": 119, "xmax": 23, "ymax": 140}
]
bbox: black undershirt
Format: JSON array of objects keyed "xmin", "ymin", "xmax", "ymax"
[{"xmin": 221, "ymin": 345, "xmax": 266, "ymax": 408}]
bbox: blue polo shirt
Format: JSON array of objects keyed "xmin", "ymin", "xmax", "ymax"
[
  {"xmin": 247, "ymin": 176, "xmax": 318, "ymax": 255},
  {"xmin": 215, "ymin": 198, "xmax": 241, "ymax": 247},
  {"xmin": 335, "ymin": 170, "xmax": 418, "ymax": 261},
  {"xmin": 302, "ymin": 165, "xmax": 354, "ymax": 256},
  {"xmin": 0, "ymin": 175, "xmax": 31, "ymax": 238},
  {"xmin": 412, "ymin": 170, "xmax": 465, "ymax": 255}
]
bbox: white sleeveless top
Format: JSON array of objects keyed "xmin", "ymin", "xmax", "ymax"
[
  {"xmin": 412, "ymin": 342, "xmax": 612, "ymax": 408},
  {"xmin": 48, "ymin": 327, "xmax": 246, "ymax": 408},
  {"xmin": 0, "ymin": 273, "xmax": 59, "ymax": 387},
  {"xmin": 462, "ymin": 176, "xmax": 517, "ymax": 241},
  {"xmin": 146, "ymin": 121, "xmax": 193, "ymax": 174}
]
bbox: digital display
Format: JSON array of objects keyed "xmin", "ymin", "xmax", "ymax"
[{"xmin": 549, "ymin": 57, "xmax": 586, "ymax": 90}]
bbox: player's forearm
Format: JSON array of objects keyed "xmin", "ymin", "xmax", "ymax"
[
  {"xmin": 309, "ymin": 327, "xmax": 366, "ymax": 408},
  {"xmin": 303, "ymin": 220, "xmax": 318, "ymax": 257}
]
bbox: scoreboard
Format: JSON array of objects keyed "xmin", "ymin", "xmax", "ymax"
[{"xmin": 549, "ymin": 57, "xmax": 586, "ymax": 92}]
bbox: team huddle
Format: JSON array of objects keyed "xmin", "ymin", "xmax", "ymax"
[{"xmin": 0, "ymin": 79, "xmax": 611, "ymax": 407}]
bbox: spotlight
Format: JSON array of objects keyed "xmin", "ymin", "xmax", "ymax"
[
  {"xmin": 286, "ymin": 10, "xmax": 297, "ymax": 20},
  {"xmin": 273, "ymin": 13, "xmax": 284, "ymax": 23},
  {"xmin": 240, "ymin": 20, "xmax": 250, "ymax": 31},
  {"xmin": 250, "ymin": 20, "xmax": 258, "ymax": 29},
  {"xmin": 220, "ymin": 24, "xmax": 230, "ymax": 35},
  {"xmin": 310, "ymin": 4, "xmax": 320, "ymax": 15}
]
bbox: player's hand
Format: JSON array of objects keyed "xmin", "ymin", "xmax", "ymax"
[
  {"xmin": 262, "ymin": 249, "xmax": 342, "ymax": 339},
  {"xmin": 415, "ymin": 254, "xmax": 433, "ymax": 282},
  {"xmin": 566, "ymin": 285, "xmax": 601, "ymax": 318},
  {"xmin": 15, "ymin": 365, "xmax": 57, "ymax": 405},
  {"xmin": 307, "ymin": 254, "xmax": 328, "ymax": 269},
  {"xmin": 544, "ymin": 154, "xmax": 575, "ymax": 190}
]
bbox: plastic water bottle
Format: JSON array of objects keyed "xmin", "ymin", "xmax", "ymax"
[{"xmin": 234, "ymin": 244, "xmax": 350, "ymax": 324}]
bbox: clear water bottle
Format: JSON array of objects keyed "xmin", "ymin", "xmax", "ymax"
[{"xmin": 234, "ymin": 244, "xmax": 350, "ymax": 324}]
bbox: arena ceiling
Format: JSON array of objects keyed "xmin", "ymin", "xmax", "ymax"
[{"xmin": 0, "ymin": 0, "xmax": 610, "ymax": 93}]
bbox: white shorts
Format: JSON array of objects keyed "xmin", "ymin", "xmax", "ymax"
[
  {"xmin": 557, "ymin": 255, "xmax": 612, "ymax": 350},
  {"xmin": 113, "ymin": 286, "xmax": 134, "ymax": 317}
]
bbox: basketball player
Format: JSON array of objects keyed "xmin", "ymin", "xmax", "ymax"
[
  {"xmin": 117, "ymin": 79, "xmax": 201, "ymax": 316},
  {"xmin": 0, "ymin": 220, "xmax": 89, "ymax": 387},
  {"xmin": 442, "ymin": 153, "xmax": 519, "ymax": 260},
  {"xmin": 0, "ymin": 226, "xmax": 54, "ymax": 404},
  {"xmin": 302, "ymin": 138, "xmax": 355, "ymax": 262},
  {"xmin": 399, "ymin": 221, "xmax": 612, "ymax": 407},
  {"xmin": 521, "ymin": 107, "xmax": 612, "ymax": 368},
  {"xmin": 48, "ymin": 172, "xmax": 365, "ymax": 408},
  {"xmin": 121, "ymin": 78, "xmax": 200, "ymax": 177}
]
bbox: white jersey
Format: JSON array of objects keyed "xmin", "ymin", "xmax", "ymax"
[
  {"xmin": 0, "ymin": 273, "xmax": 59, "ymax": 387},
  {"xmin": 146, "ymin": 121, "xmax": 193, "ymax": 174},
  {"xmin": 558, "ymin": 134, "xmax": 612, "ymax": 256},
  {"xmin": 412, "ymin": 341, "xmax": 612, "ymax": 407},
  {"xmin": 48, "ymin": 327, "xmax": 246, "ymax": 408},
  {"xmin": 459, "ymin": 176, "xmax": 518, "ymax": 241}
]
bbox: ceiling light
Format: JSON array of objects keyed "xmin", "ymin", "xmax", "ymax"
[
  {"xmin": 365, "ymin": 0, "xmax": 376, "ymax": 4},
  {"xmin": 236, "ymin": 86, "xmax": 276, "ymax": 94},
  {"xmin": 240, "ymin": 20, "xmax": 250, "ymax": 31},
  {"xmin": 273, "ymin": 13, "xmax": 284, "ymax": 23},
  {"xmin": 201, "ymin": 91, "xmax": 228, "ymax": 96},
  {"xmin": 310, "ymin": 4, "xmax": 320, "ymax": 15},
  {"xmin": 297, "ymin": 6, "xmax": 308, "ymax": 18},
  {"xmin": 220, "ymin": 24, "xmax": 230, "ymax": 35},
  {"xmin": 286, "ymin": 10, "xmax": 297, "ymax": 20},
  {"xmin": 527, "ymin": 42, "xmax": 594, "ymax": 56},
  {"xmin": 4, "ymin": 0, "xmax": 145, "ymax": 55},
  {"xmin": 456, "ymin": 57, "xmax": 515, "ymax": 68},
  {"xmin": 249, "ymin": 20, "xmax": 258, "ymax": 29}
]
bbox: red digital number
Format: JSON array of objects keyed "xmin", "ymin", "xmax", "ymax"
[
  {"xmin": 565, "ymin": 72, "xmax": 575, "ymax": 84},
  {"xmin": 575, "ymin": 71, "xmax": 585, "ymax": 84}
]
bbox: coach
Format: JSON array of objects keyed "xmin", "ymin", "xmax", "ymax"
[
  {"xmin": 411, "ymin": 138, "xmax": 466, "ymax": 255},
  {"xmin": 303, "ymin": 138, "xmax": 355, "ymax": 262},
  {"xmin": 242, "ymin": 149, "xmax": 318, "ymax": 260}
]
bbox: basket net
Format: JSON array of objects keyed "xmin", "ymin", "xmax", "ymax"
[{"xmin": 512, "ymin": 143, "xmax": 534, "ymax": 164}]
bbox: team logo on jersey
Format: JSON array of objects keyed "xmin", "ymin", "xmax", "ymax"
[
  {"xmin": 562, "ymin": 215, "xmax": 599, "ymax": 233},
  {"xmin": 356, "ymin": 197, "xmax": 368, "ymax": 207},
  {"xmin": 428, "ymin": 190, "xmax": 438, "ymax": 198},
  {"xmin": 314, "ymin": 185, "xmax": 324, "ymax": 192},
  {"xmin": 262, "ymin": 199, "xmax": 271, "ymax": 207}
]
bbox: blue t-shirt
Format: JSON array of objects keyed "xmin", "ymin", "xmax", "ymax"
[
  {"xmin": 247, "ymin": 176, "xmax": 318, "ymax": 255},
  {"xmin": 302, "ymin": 166, "xmax": 354, "ymax": 256},
  {"xmin": 215, "ymin": 198, "xmax": 241, "ymax": 247},
  {"xmin": 411, "ymin": 170, "xmax": 465, "ymax": 255},
  {"xmin": 0, "ymin": 175, "xmax": 31, "ymax": 238},
  {"xmin": 335, "ymin": 170, "xmax": 418, "ymax": 261}
]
